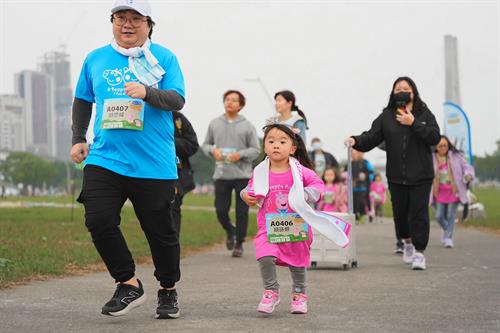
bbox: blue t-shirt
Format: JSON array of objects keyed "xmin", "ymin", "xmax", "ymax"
[{"xmin": 75, "ymin": 43, "xmax": 185, "ymax": 179}]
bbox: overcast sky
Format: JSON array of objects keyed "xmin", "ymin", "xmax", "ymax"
[{"xmin": 1, "ymin": 0, "xmax": 498, "ymax": 164}]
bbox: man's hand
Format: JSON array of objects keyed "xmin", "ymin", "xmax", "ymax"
[
  {"xmin": 124, "ymin": 82, "xmax": 147, "ymax": 99},
  {"xmin": 242, "ymin": 191, "xmax": 258, "ymax": 207},
  {"xmin": 70, "ymin": 143, "xmax": 89, "ymax": 163},
  {"xmin": 212, "ymin": 148, "xmax": 223, "ymax": 161},
  {"xmin": 396, "ymin": 108, "xmax": 415, "ymax": 126},
  {"xmin": 227, "ymin": 152, "xmax": 241, "ymax": 163}
]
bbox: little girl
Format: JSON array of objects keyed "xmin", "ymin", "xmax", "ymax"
[
  {"xmin": 242, "ymin": 124, "xmax": 333, "ymax": 315},
  {"xmin": 369, "ymin": 174, "xmax": 386, "ymax": 222},
  {"xmin": 317, "ymin": 167, "xmax": 348, "ymax": 213}
]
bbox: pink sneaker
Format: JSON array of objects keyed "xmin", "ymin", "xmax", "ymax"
[
  {"xmin": 291, "ymin": 293, "xmax": 308, "ymax": 314},
  {"xmin": 257, "ymin": 290, "xmax": 280, "ymax": 313}
]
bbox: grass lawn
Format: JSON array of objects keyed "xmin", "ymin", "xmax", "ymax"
[
  {"xmin": 183, "ymin": 193, "xmax": 216, "ymax": 207},
  {"xmin": 381, "ymin": 187, "xmax": 500, "ymax": 230},
  {"xmin": 463, "ymin": 187, "xmax": 500, "ymax": 230},
  {"xmin": 3, "ymin": 192, "xmax": 217, "ymax": 207},
  {"xmin": 0, "ymin": 195, "xmax": 256, "ymax": 288}
]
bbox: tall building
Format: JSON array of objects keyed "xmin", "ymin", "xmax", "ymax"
[
  {"xmin": 15, "ymin": 70, "xmax": 56, "ymax": 158},
  {"xmin": 39, "ymin": 50, "xmax": 73, "ymax": 160},
  {"xmin": 444, "ymin": 35, "xmax": 461, "ymax": 105},
  {"xmin": 0, "ymin": 95, "xmax": 25, "ymax": 152}
]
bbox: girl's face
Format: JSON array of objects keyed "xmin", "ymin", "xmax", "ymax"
[
  {"xmin": 374, "ymin": 175, "xmax": 381, "ymax": 182},
  {"xmin": 393, "ymin": 80, "xmax": 414, "ymax": 101},
  {"xmin": 323, "ymin": 169, "xmax": 335, "ymax": 183},
  {"xmin": 264, "ymin": 128, "xmax": 297, "ymax": 163},
  {"xmin": 275, "ymin": 95, "xmax": 292, "ymax": 114},
  {"xmin": 437, "ymin": 138, "xmax": 449, "ymax": 156}
]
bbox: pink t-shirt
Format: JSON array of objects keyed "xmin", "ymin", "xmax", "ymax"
[
  {"xmin": 369, "ymin": 181, "xmax": 386, "ymax": 204},
  {"xmin": 249, "ymin": 167, "xmax": 322, "ymax": 268},
  {"xmin": 436, "ymin": 162, "xmax": 459, "ymax": 203},
  {"xmin": 319, "ymin": 183, "xmax": 348, "ymax": 213}
]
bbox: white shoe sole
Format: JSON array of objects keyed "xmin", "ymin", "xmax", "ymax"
[
  {"xmin": 107, "ymin": 293, "xmax": 147, "ymax": 317},
  {"xmin": 412, "ymin": 264, "xmax": 426, "ymax": 270}
]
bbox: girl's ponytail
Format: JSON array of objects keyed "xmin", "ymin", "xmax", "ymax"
[
  {"xmin": 292, "ymin": 106, "xmax": 308, "ymax": 129},
  {"xmin": 292, "ymin": 131, "xmax": 314, "ymax": 169}
]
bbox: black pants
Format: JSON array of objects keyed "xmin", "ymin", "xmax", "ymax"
[
  {"xmin": 389, "ymin": 182, "xmax": 432, "ymax": 252},
  {"xmin": 214, "ymin": 179, "xmax": 249, "ymax": 243},
  {"xmin": 353, "ymin": 190, "xmax": 368, "ymax": 219},
  {"xmin": 78, "ymin": 165, "xmax": 179, "ymax": 288}
]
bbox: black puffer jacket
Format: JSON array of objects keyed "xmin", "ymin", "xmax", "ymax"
[{"xmin": 353, "ymin": 103, "xmax": 440, "ymax": 185}]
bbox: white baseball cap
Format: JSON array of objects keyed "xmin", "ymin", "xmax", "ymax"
[{"xmin": 111, "ymin": 0, "xmax": 152, "ymax": 18}]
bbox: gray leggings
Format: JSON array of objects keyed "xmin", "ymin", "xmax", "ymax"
[{"xmin": 258, "ymin": 256, "xmax": 306, "ymax": 294}]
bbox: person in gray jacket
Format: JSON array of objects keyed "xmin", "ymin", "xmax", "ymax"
[{"xmin": 202, "ymin": 90, "xmax": 260, "ymax": 257}]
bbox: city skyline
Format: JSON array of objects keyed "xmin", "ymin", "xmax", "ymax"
[
  {"xmin": 0, "ymin": 1, "xmax": 498, "ymax": 163},
  {"xmin": 0, "ymin": 48, "xmax": 72, "ymax": 160}
]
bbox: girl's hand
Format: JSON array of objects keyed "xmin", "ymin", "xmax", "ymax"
[
  {"xmin": 242, "ymin": 192, "xmax": 258, "ymax": 207},
  {"xmin": 124, "ymin": 82, "xmax": 147, "ymax": 99},
  {"xmin": 396, "ymin": 108, "xmax": 415, "ymax": 126}
]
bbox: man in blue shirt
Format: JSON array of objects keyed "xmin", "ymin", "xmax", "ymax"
[{"xmin": 70, "ymin": 0, "xmax": 184, "ymax": 319}]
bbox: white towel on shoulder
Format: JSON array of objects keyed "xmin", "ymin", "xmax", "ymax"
[
  {"xmin": 111, "ymin": 39, "xmax": 165, "ymax": 87},
  {"xmin": 252, "ymin": 157, "xmax": 350, "ymax": 248}
]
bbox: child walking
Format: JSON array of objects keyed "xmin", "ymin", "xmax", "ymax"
[
  {"xmin": 242, "ymin": 124, "xmax": 341, "ymax": 315},
  {"xmin": 369, "ymin": 174, "xmax": 386, "ymax": 222},
  {"xmin": 317, "ymin": 167, "xmax": 348, "ymax": 213}
]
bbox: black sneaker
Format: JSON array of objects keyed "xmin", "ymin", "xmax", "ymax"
[
  {"xmin": 232, "ymin": 241, "xmax": 243, "ymax": 257},
  {"xmin": 101, "ymin": 279, "xmax": 146, "ymax": 316},
  {"xmin": 394, "ymin": 240, "xmax": 404, "ymax": 255},
  {"xmin": 156, "ymin": 289, "xmax": 180, "ymax": 319},
  {"xmin": 393, "ymin": 246, "xmax": 404, "ymax": 255},
  {"xmin": 226, "ymin": 233, "xmax": 235, "ymax": 250}
]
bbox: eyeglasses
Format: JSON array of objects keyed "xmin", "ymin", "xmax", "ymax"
[{"xmin": 112, "ymin": 14, "xmax": 148, "ymax": 27}]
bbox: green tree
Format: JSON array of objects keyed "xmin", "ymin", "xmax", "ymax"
[
  {"xmin": 473, "ymin": 139, "xmax": 500, "ymax": 181},
  {"xmin": 191, "ymin": 149, "xmax": 215, "ymax": 185},
  {"xmin": 0, "ymin": 152, "xmax": 58, "ymax": 194}
]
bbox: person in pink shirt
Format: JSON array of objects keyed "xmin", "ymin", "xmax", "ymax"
[
  {"xmin": 241, "ymin": 123, "xmax": 324, "ymax": 315},
  {"xmin": 317, "ymin": 167, "xmax": 348, "ymax": 213},
  {"xmin": 431, "ymin": 135, "xmax": 474, "ymax": 248},
  {"xmin": 369, "ymin": 173, "xmax": 386, "ymax": 222}
]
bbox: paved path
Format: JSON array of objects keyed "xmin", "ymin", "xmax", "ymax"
[{"xmin": 1, "ymin": 219, "xmax": 499, "ymax": 332}]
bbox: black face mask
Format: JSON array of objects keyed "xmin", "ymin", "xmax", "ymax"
[{"xmin": 393, "ymin": 92, "xmax": 412, "ymax": 107}]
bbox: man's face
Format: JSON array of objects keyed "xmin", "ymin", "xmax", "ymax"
[
  {"xmin": 223, "ymin": 92, "xmax": 242, "ymax": 115},
  {"xmin": 112, "ymin": 10, "xmax": 150, "ymax": 48}
]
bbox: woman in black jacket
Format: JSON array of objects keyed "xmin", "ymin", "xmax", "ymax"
[{"xmin": 345, "ymin": 76, "xmax": 440, "ymax": 270}]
